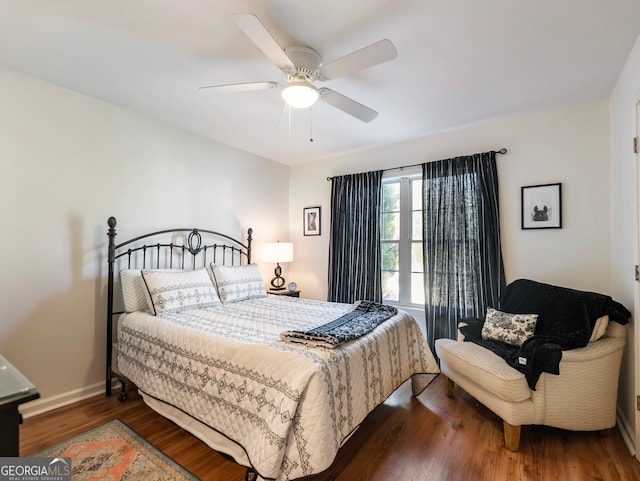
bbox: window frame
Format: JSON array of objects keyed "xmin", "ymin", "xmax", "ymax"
[{"xmin": 381, "ymin": 168, "xmax": 423, "ymax": 307}]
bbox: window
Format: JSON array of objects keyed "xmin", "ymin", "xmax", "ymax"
[{"xmin": 381, "ymin": 172, "xmax": 424, "ymax": 305}]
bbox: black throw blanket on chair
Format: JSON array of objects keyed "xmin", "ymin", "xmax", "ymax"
[{"xmin": 459, "ymin": 279, "xmax": 630, "ymax": 389}]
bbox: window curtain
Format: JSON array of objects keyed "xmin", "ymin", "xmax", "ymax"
[
  {"xmin": 422, "ymin": 151, "xmax": 505, "ymax": 354},
  {"xmin": 328, "ymin": 171, "xmax": 383, "ymax": 303}
]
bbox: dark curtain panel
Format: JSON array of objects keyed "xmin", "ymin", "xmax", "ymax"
[
  {"xmin": 422, "ymin": 151, "xmax": 505, "ymax": 354},
  {"xmin": 328, "ymin": 171, "xmax": 383, "ymax": 303}
]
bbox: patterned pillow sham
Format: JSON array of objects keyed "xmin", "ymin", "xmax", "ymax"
[
  {"xmin": 481, "ymin": 307, "xmax": 538, "ymax": 346},
  {"xmin": 141, "ymin": 268, "xmax": 221, "ymax": 315},
  {"xmin": 210, "ymin": 263, "xmax": 267, "ymax": 303}
]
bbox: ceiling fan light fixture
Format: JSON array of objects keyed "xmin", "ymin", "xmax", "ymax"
[{"xmin": 281, "ymin": 82, "xmax": 319, "ymax": 109}]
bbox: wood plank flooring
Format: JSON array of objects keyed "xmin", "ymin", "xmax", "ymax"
[{"xmin": 20, "ymin": 374, "xmax": 640, "ymax": 481}]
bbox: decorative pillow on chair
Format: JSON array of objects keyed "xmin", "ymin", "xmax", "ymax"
[
  {"xmin": 141, "ymin": 268, "xmax": 221, "ymax": 315},
  {"xmin": 210, "ymin": 263, "xmax": 267, "ymax": 303},
  {"xmin": 481, "ymin": 307, "xmax": 538, "ymax": 346}
]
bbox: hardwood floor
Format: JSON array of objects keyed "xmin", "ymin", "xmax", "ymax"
[{"xmin": 20, "ymin": 374, "xmax": 640, "ymax": 481}]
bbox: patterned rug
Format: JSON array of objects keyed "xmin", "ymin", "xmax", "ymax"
[{"xmin": 33, "ymin": 419, "xmax": 200, "ymax": 481}]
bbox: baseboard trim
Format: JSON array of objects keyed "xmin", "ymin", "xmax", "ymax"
[
  {"xmin": 20, "ymin": 380, "xmax": 117, "ymax": 419},
  {"xmin": 616, "ymin": 405, "xmax": 636, "ymax": 456}
]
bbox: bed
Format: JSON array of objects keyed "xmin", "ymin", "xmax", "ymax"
[{"xmin": 105, "ymin": 217, "xmax": 439, "ymax": 481}]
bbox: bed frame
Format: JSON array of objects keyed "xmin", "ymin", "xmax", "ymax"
[{"xmin": 105, "ymin": 216, "xmax": 253, "ymax": 399}]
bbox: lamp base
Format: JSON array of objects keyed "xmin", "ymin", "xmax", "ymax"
[{"xmin": 270, "ymin": 264, "xmax": 286, "ymax": 290}]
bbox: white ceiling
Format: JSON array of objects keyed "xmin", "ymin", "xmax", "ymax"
[{"xmin": 1, "ymin": 0, "xmax": 640, "ymax": 165}]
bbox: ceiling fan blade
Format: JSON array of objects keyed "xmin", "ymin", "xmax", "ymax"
[
  {"xmin": 199, "ymin": 81, "xmax": 280, "ymax": 94},
  {"xmin": 232, "ymin": 13, "xmax": 295, "ymax": 72},
  {"xmin": 319, "ymin": 39, "xmax": 397, "ymax": 80},
  {"xmin": 319, "ymin": 88, "xmax": 378, "ymax": 122}
]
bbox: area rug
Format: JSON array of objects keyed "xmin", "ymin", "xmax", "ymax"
[{"xmin": 32, "ymin": 419, "xmax": 200, "ymax": 481}]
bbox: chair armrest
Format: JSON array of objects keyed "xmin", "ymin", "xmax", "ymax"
[{"xmin": 560, "ymin": 337, "xmax": 625, "ymax": 363}]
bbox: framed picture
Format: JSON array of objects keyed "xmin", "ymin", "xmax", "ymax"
[
  {"xmin": 521, "ymin": 183, "xmax": 562, "ymax": 229},
  {"xmin": 303, "ymin": 206, "xmax": 321, "ymax": 236}
]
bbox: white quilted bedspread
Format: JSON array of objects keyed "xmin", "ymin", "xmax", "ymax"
[{"xmin": 117, "ymin": 295, "xmax": 438, "ymax": 480}]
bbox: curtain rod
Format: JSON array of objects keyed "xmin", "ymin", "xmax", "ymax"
[{"xmin": 326, "ymin": 148, "xmax": 508, "ymax": 181}]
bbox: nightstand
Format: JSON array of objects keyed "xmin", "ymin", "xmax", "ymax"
[
  {"xmin": 0, "ymin": 354, "xmax": 39, "ymax": 456},
  {"xmin": 270, "ymin": 290, "xmax": 300, "ymax": 298}
]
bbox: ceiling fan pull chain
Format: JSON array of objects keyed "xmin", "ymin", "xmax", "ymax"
[{"xmin": 309, "ymin": 108, "xmax": 314, "ymax": 143}]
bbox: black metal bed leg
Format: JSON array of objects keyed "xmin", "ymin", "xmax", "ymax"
[
  {"xmin": 245, "ymin": 467, "xmax": 257, "ymax": 481},
  {"xmin": 118, "ymin": 380, "xmax": 128, "ymax": 402}
]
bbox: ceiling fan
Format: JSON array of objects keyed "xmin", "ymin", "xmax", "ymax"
[{"xmin": 199, "ymin": 13, "xmax": 397, "ymax": 123}]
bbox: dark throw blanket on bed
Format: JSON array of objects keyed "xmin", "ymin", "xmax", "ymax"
[
  {"xmin": 281, "ymin": 300, "xmax": 398, "ymax": 348},
  {"xmin": 459, "ymin": 279, "xmax": 630, "ymax": 390}
]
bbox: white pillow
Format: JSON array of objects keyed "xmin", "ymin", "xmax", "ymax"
[
  {"xmin": 210, "ymin": 263, "xmax": 267, "ymax": 303},
  {"xmin": 141, "ymin": 268, "xmax": 221, "ymax": 315},
  {"xmin": 120, "ymin": 269, "xmax": 185, "ymax": 312},
  {"xmin": 120, "ymin": 270, "xmax": 151, "ymax": 313},
  {"xmin": 481, "ymin": 307, "xmax": 538, "ymax": 347}
]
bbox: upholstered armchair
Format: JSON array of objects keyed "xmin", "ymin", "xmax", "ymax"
[{"xmin": 434, "ymin": 279, "xmax": 629, "ymax": 451}]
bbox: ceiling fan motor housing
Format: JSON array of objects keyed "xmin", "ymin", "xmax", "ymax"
[{"xmin": 283, "ymin": 46, "xmax": 322, "ymax": 82}]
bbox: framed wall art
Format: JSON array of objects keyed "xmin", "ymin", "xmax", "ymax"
[
  {"xmin": 521, "ymin": 183, "xmax": 562, "ymax": 229},
  {"xmin": 303, "ymin": 206, "xmax": 321, "ymax": 236}
]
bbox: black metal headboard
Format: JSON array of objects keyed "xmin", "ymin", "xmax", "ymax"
[{"xmin": 105, "ymin": 216, "xmax": 253, "ymax": 397}]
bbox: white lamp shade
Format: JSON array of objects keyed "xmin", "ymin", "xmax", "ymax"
[
  {"xmin": 261, "ymin": 242, "xmax": 294, "ymax": 263},
  {"xmin": 281, "ymin": 82, "xmax": 319, "ymax": 109}
]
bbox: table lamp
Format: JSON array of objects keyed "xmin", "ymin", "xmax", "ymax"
[{"xmin": 261, "ymin": 242, "xmax": 294, "ymax": 291}]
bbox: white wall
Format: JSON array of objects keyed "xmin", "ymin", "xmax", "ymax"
[
  {"xmin": 0, "ymin": 68, "xmax": 289, "ymax": 413},
  {"xmin": 610, "ymin": 33, "xmax": 640, "ymax": 455},
  {"xmin": 290, "ymin": 101, "xmax": 612, "ymax": 302}
]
